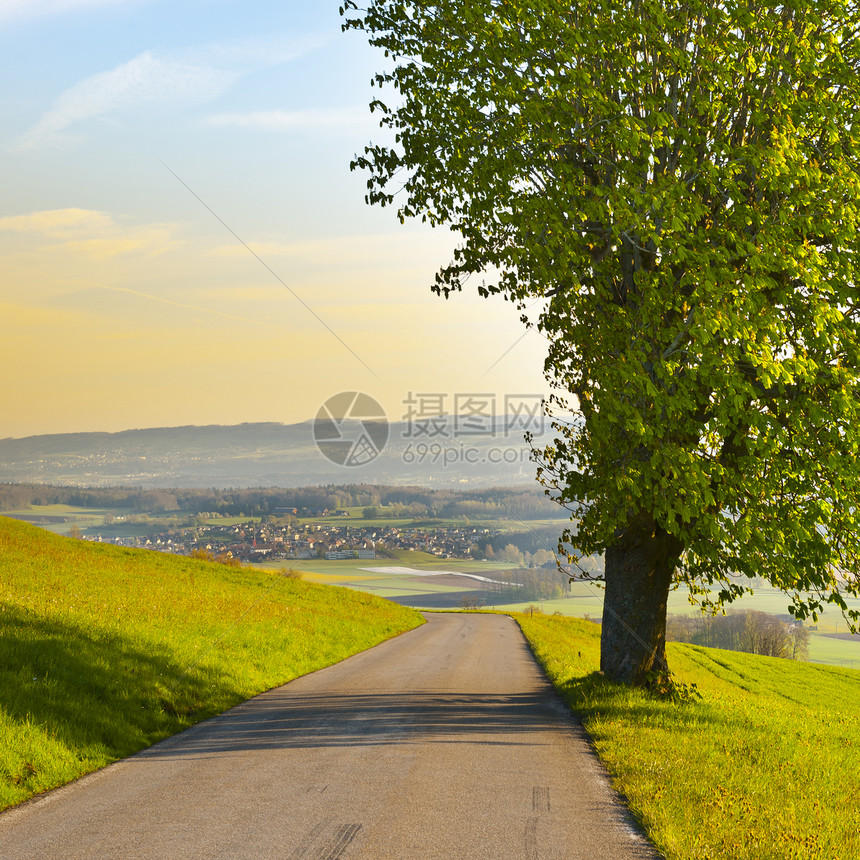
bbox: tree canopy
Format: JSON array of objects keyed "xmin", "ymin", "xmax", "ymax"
[{"xmin": 343, "ymin": 0, "xmax": 860, "ymax": 683}]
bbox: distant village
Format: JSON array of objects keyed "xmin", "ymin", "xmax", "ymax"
[{"xmin": 85, "ymin": 511, "xmax": 501, "ymax": 563}]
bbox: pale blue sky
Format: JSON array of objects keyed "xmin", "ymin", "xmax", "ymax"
[{"xmin": 0, "ymin": 0, "xmax": 547, "ymax": 438}]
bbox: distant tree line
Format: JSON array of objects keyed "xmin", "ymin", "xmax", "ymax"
[
  {"xmin": 475, "ymin": 526, "xmax": 567, "ymax": 559},
  {"xmin": 0, "ymin": 482, "xmax": 565, "ymax": 520},
  {"xmin": 667, "ymin": 610, "xmax": 809, "ymax": 660},
  {"xmin": 483, "ymin": 567, "xmax": 571, "ymax": 603}
]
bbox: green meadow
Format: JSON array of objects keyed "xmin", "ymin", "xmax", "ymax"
[
  {"xmin": 0, "ymin": 517, "xmax": 423, "ymax": 811},
  {"xmin": 518, "ymin": 613, "xmax": 860, "ymax": 860}
]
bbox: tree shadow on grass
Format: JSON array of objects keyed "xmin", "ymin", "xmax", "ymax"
[
  {"xmin": 0, "ymin": 603, "xmax": 244, "ymax": 768},
  {"xmin": 556, "ymin": 670, "xmax": 741, "ymax": 732}
]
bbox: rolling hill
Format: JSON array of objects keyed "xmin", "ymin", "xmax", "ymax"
[
  {"xmin": 0, "ymin": 419, "xmax": 552, "ymax": 488},
  {"xmin": 0, "ymin": 516, "xmax": 422, "ymax": 810}
]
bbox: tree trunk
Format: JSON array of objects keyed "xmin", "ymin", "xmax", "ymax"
[{"xmin": 600, "ymin": 515, "xmax": 683, "ymax": 686}]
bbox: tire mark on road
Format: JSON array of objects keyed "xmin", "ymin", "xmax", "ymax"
[
  {"xmin": 532, "ymin": 786, "xmax": 550, "ymax": 813},
  {"xmin": 289, "ymin": 820, "xmax": 361, "ymax": 860},
  {"xmin": 289, "ymin": 820, "xmax": 330, "ymax": 859},
  {"xmin": 319, "ymin": 823, "xmax": 362, "ymax": 860},
  {"xmin": 524, "ymin": 816, "xmax": 538, "ymax": 860}
]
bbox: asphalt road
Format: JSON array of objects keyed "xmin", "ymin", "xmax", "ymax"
[{"xmin": 0, "ymin": 613, "xmax": 660, "ymax": 859}]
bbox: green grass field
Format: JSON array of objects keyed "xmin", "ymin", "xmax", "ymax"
[
  {"xmin": 200, "ymin": 515, "xmax": 263, "ymax": 526},
  {"xmin": 0, "ymin": 516, "xmax": 423, "ymax": 811},
  {"xmin": 806, "ymin": 633, "xmax": 860, "ymax": 669},
  {"xmin": 2, "ymin": 504, "xmax": 203, "ymax": 539},
  {"xmin": 299, "ymin": 506, "xmax": 567, "ymax": 530},
  {"xmin": 517, "ymin": 613, "xmax": 860, "ymax": 860}
]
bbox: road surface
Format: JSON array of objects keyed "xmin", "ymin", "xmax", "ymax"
[{"xmin": 0, "ymin": 613, "xmax": 660, "ymax": 859}]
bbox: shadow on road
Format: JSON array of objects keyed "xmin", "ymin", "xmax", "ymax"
[{"xmin": 138, "ymin": 691, "xmax": 570, "ymax": 758}]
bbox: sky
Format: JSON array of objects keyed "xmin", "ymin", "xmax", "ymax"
[{"xmin": 0, "ymin": 0, "xmax": 548, "ymax": 440}]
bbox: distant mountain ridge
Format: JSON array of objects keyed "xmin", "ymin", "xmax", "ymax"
[
  {"xmin": 0, "ymin": 422, "xmax": 303, "ymax": 458},
  {"xmin": 0, "ymin": 419, "xmax": 552, "ymax": 488}
]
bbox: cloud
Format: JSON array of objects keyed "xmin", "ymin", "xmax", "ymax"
[
  {"xmin": 0, "ymin": 207, "xmax": 182, "ymax": 259},
  {"xmin": 13, "ymin": 34, "xmax": 329, "ymax": 151},
  {"xmin": 205, "ymin": 107, "xmax": 370, "ymax": 133},
  {"xmin": 205, "ymin": 285, "xmax": 287, "ymax": 301},
  {"xmin": 58, "ymin": 229, "xmax": 181, "ymax": 259},
  {"xmin": 14, "ymin": 52, "xmax": 235, "ymax": 151},
  {"xmin": 185, "ymin": 33, "xmax": 330, "ymax": 72},
  {"xmin": 0, "ymin": 207, "xmax": 114, "ymax": 237}
]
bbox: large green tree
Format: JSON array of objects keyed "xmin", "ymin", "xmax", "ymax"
[{"xmin": 343, "ymin": 0, "xmax": 860, "ymax": 684}]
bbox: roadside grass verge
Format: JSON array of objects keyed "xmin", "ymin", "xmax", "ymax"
[
  {"xmin": 516, "ymin": 613, "xmax": 860, "ymax": 860},
  {"xmin": 0, "ymin": 517, "xmax": 423, "ymax": 811}
]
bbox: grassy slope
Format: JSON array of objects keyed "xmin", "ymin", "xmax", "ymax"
[
  {"xmin": 0, "ymin": 517, "xmax": 423, "ymax": 811},
  {"xmin": 517, "ymin": 613, "xmax": 860, "ymax": 860}
]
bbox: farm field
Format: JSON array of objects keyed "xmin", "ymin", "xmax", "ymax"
[
  {"xmin": 0, "ymin": 516, "xmax": 422, "ymax": 811},
  {"xmin": 806, "ymin": 633, "xmax": 860, "ymax": 669},
  {"xmin": 1, "ymin": 505, "xmax": 265, "ymax": 539},
  {"xmin": 1, "ymin": 504, "xmax": 121, "ymax": 535},
  {"xmin": 255, "ymin": 557, "xmax": 518, "ymax": 608},
  {"xmin": 518, "ymin": 613, "xmax": 860, "ymax": 860},
  {"xmin": 4, "ymin": 502, "xmax": 564, "ymax": 539}
]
